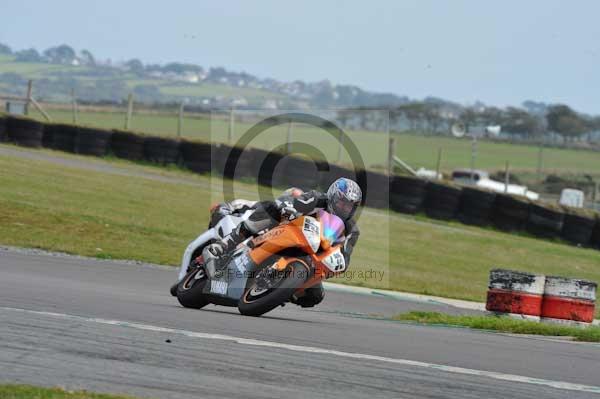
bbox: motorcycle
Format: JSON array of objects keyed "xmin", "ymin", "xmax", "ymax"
[{"xmin": 173, "ymin": 208, "xmax": 347, "ymax": 316}]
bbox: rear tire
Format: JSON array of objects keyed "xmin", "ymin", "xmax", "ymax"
[
  {"xmin": 176, "ymin": 267, "xmax": 210, "ymax": 309},
  {"xmin": 238, "ymin": 261, "xmax": 308, "ymax": 317}
]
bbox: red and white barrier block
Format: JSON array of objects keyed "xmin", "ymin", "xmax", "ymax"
[
  {"xmin": 486, "ymin": 269, "xmax": 545, "ymax": 321},
  {"xmin": 541, "ymin": 277, "xmax": 597, "ymax": 326}
]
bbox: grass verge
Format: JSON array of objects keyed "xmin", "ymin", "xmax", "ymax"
[
  {"xmin": 394, "ymin": 311, "xmax": 600, "ymax": 342},
  {"xmin": 0, "ymin": 384, "xmax": 138, "ymax": 399}
]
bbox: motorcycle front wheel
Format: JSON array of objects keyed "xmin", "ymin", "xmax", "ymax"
[
  {"xmin": 238, "ymin": 261, "xmax": 308, "ymax": 317},
  {"xmin": 176, "ymin": 267, "xmax": 210, "ymax": 309}
]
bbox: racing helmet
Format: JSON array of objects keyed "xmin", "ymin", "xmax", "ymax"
[{"xmin": 326, "ymin": 178, "xmax": 362, "ymax": 221}]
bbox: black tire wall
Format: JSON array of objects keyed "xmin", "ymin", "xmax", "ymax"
[
  {"xmin": 76, "ymin": 127, "xmax": 112, "ymax": 156},
  {"xmin": 458, "ymin": 187, "xmax": 496, "ymax": 226},
  {"xmin": 561, "ymin": 211, "xmax": 596, "ymax": 246},
  {"xmin": 492, "ymin": 194, "xmax": 530, "ymax": 231},
  {"xmin": 0, "ymin": 115, "xmax": 7, "ymax": 142},
  {"xmin": 423, "ymin": 181, "xmax": 462, "ymax": 220},
  {"xmin": 180, "ymin": 140, "xmax": 213, "ymax": 173},
  {"xmin": 389, "ymin": 176, "xmax": 427, "ymax": 214},
  {"xmin": 144, "ymin": 136, "xmax": 180, "ymax": 165},
  {"xmin": 6, "ymin": 116, "xmax": 44, "ymax": 148},
  {"xmin": 111, "ymin": 130, "xmax": 145, "ymax": 160}
]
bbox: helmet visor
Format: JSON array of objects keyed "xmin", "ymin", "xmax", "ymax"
[{"xmin": 332, "ymin": 198, "xmax": 357, "ymax": 220}]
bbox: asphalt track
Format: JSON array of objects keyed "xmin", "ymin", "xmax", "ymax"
[{"xmin": 1, "ymin": 248, "xmax": 600, "ymax": 399}]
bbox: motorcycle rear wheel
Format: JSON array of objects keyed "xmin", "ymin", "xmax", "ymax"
[
  {"xmin": 238, "ymin": 261, "xmax": 308, "ymax": 317},
  {"xmin": 176, "ymin": 267, "xmax": 210, "ymax": 309}
]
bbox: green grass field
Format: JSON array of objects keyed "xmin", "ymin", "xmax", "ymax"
[
  {"xmin": 0, "ymin": 385, "xmax": 137, "ymax": 399},
  {"xmin": 2, "ymin": 144, "xmax": 600, "ymax": 317},
  {"xmin": 28, "ymin": 107, "xmax": 600, "ymax": 177}
]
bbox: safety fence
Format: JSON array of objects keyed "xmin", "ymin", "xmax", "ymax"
[{"xmin": 2, "ymin": 114, "xmax": 600, "ymax": 251}]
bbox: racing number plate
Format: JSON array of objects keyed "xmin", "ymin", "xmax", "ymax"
[{"xmin": 210, "ymin": 280, "xmax": 228, "ymax": 295}]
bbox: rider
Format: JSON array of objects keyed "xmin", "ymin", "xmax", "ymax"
[
  {"xmin": 204, "ymin": 178, "xmax": 362, "ymax": 307},
  {"xmin": 208, "ymin": 187, "xmax": 304, "ymax": 229}
]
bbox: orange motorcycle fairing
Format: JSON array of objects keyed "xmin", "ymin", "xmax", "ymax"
[
  {"xmin": 249, "ymin": 216, "xmax": 314, "ymax": 266},
  {"xmin": 248, "ymin": 214, "xmax": 347, "ymax": 294}
]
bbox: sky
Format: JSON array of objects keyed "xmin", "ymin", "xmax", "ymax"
[{"xmin": 1, "ymin": 0, "xmax": 599, "ymax": 113}]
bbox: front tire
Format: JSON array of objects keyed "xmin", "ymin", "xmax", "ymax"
[
  {"xmin": 238, "ymin": 261, "xmax": 308, "ymax": 317},
  {"xmin": 176, "ymin": 267, "xmax": 209, "ymax": 309}
]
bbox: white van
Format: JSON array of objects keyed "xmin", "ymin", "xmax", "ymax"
[{"xmin": 451, "ymin": 169, "xmax": 539, "ymax": 201}]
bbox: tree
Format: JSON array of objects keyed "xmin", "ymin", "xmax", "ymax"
[
  {"xmin": 501, "ymin": 107, "xmax": 543, "ymax": 138},
  {"xmin": 421, "ymin": 103, "xmax": 444, "ymax": 134},
  {"xmin": 14, "ymin": 48, "xmax": 43, "ymax": 62},
  {"xmin": 125, "ymin": 59, "xmax": 144, "ymax": 75},
  {"xmin": 79, "ymin": 49, "xmax": 95, "ymax": 66},
  {"xmin": 479, "ymin": 106, "xmax": 504, "ymax": 126},
  {"xmin": 0, "ymin": 43, "xmax": 11, "ymax": 55},
  {"xmin": 43, "ymin": 44, "xmax": 76, "ymax": 64},
  {"xmin": 459, "ymin": 107, "xmax": 479, "ymax": 133},
  {"xmin": 546, "ymin": 104, "xmax": 587, "ymax": 143}
]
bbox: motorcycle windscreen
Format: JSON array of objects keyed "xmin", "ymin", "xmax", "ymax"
[{"xmin": 318, "ymin": 210, "xmax": 345, "ymax": 246}]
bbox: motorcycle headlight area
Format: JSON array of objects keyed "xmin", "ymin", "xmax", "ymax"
[{"xmin": 302, "ymin": 216, "xmax": 321, "ymax": 253}]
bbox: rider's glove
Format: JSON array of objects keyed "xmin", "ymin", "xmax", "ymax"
[{"xmin": 280, "ymin": 202, "xmax": 300, "ymax": 221}]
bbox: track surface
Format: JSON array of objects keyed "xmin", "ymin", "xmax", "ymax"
[{"xmin": 1, "ymin": 249, "xmax": 599, "ymax": 399}]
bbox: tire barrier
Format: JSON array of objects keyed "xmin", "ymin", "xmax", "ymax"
[
  {"xmin": 541, "ymin": 276, "xmax": 597, "ymax": 325},
  {"xmin": 526, "ymin": 203, "xmax": 564, "ymax": 239},
  {"xmin": 492, "ymin": 194, "xmax": 530, "ymax": 232},
  {"xmin": 457, "ymin": 187, "xmax": 496, "ymax": 226},
  {"xmin": 423, "ymin": 181, "xmax": 462, "ymax": 220},
  {"xmin": 389, "ymin": 176, "xmax": 427, "ymax": 214},
  {"xmin": 319, "ymin": 164, "xmax": 358, "ymax": 192},
  {"xmin": 362, "ymin": 171, "xmax": 389, "ymax": 209},
  {"xmin": 180, "ymin": 139, "xmax": 213, "ymax": 174},
  {"xmin": 143, "ymin": 136, "xmax": 180, "ymax": 165},
  {"xmin": 76, "ymin": 127, "xmax": 112, "ymax": 157},
  {"xmin": 49, "ymin": 123, "xmax": 78, "ymax": 152},
  {"xmin": 273, "ymin": 156, "xmax": 323, "ymax": 191},
  {"xmin": 485, "ymin": 269, "xmax": 545, "ymax": 320},
  {"xmin": 561, "ymin": 210, "xmax": 596, "ymax": 246},
  {"xmin": 212, "ymin": 144, "xmax": 258, "ymax": 180},
  {"xmin": 111, "ymin": 130, "xmax": 145, "ymax": 161},
  {"xmin": 0, "ymin": 115, "xmax": 7, "ymax": 142},
  {"xmin": 256, "ymin": 149, "xmax": 284, "ymax": 188},
  {"xmin": 591, "ymin": 217, "xmax": 600, "ymax": 249},
  {"xmin": 6, "ymin": 116, "xmax": 44, "ymax": 148}
]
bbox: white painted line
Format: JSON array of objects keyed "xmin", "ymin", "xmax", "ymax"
[{"xmin": 2, "ymin": 306, "xmax": 600, "ymax": 395}]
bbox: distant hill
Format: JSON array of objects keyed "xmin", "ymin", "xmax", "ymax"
[{"xmin": 0, "ymin": 43, "xmax": 412, "ymax": 109}]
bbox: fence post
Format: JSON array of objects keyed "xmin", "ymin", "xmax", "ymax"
[
  {"xmin": 336, "ymin": 130, "xmax": 345, "ymax": 164},
  {"xmin": 387, "ymin": 137, "xmax": 396, "ymax": 175},
  {"xmin": 286, "ymin": 121, "xmax": 293, "ymax": 153},
  {"xmin": 504, "ymin": 161, "xmax": 510, "ymax": 193},
  {"xmin": 177, "ymin": 103, "xmax": 184, "ymax": 138},
  {"xmin": 24, "ymin": 80, "xmax": 33, "ymax": 116},
  {"xmin": 435, "ymin": 148, "xmax": 442, "ymax": 179},
  {"xmin": 71, "ymin": 88, "xmax": 78, "ymax": 124},
  {"xmin": 124, "ymin": 93, "xmax": 134, "ymax": 130},
  {"xmin": 228, "ymin": 107, "xmax": 235, "ymax": 144},
  {"xmin": 470, "ymin": 135, "xmax": 477, "ymax": 182},
  {"xmin": 537, "ymin": 146, "xmax": 544, "ymax": 181}
]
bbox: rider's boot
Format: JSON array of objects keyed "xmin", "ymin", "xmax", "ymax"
[{"xmin": 202, "ymin": 223, "xmax": 250, "ymax": 277}]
